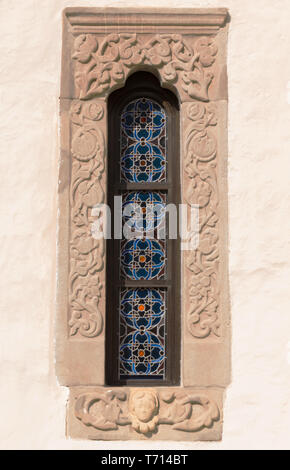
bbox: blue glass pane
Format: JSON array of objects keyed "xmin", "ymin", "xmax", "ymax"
[
  {"xmin": 119, "ymin": 288, "xmax": 166, "ymax": 379},
  {"xmin": 121, "ymin": 191, "xmax": 167, "ymax": 280},
  {"xmin": 120, "ymin": 98, "xmax": 167, "ymax": 183},
  {"xmin": 122, "ymin": 191, "xmax": 166, "ymax": 239},
  {"xmin": 120, "ymin": 238, "xmax": 166, "ymax": 280}
]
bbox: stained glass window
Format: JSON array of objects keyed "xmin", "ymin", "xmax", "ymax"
[
  {"xmin": 122, "ymin": 191, "xmax": 166, "ymax": 238},
  {"xmin": 120, "ymin": 98, "xmax": 166, "ymax": 183},
  {"xmin": 121, "ymin": 191, "xmax": 167, "ymax": 281},
  {"xmin": 118, "ymin": 97, "xmax": 168, "ymax": 380},
  {"xmin": 120, "ymin": 238, "xmax": 166, "ymax": 281},
  {"xmin": 119, "ymin": 288, "xmax": 166, "ymax": 379},
  {"xmin": 107, "ymin": 74, "xmax": 180, "ymax": 386}
]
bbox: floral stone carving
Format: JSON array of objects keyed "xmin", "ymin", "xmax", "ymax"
[
  {"xmin": 72, "ymin": 33, "xmax": 217, "ymax": 102},
  {"xmin": 74, "ymin": 389, "xmax": 220, "ymax": 436},
  {"xmin": 184, "ymin": 102, "xmax": 220, "ymax": 338},
  {"xmin": 68, "ymin": 100, "xmax": 105, "ymax": 337}
]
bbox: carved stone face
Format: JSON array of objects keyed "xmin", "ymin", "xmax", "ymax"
[
  {"xmin": 131, "ymin": 391, "xmax": 157, "ymax": 423},
  {"xmin": 129, "ymin": 390, "xmax": 159, "ymax": 434}
]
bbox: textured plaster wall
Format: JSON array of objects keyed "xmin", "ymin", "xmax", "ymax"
[{"xmin": 0, "ymin": 0, "xmax": 289, "ymax": 450}]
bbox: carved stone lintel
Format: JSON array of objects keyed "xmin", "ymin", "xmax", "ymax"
[{"xmin": 72, "ymin": 33, "xmax": 218, "ymax": 102}]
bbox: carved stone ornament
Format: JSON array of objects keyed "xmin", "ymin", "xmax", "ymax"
[
  {"xmin": 68, "ymin": 100, "xmax": 105, "ymax": 338},
  {"xmin": 75, "ymin": 389, "xmax": 220, "ymax": 434},
  {"xmin": 72, "ymin": 33, "xmax": 218, "ymax": 102},
  {"xmin": 184, "ymin": 102, "xmax": 220, "ymax": 338},
  {"xmin": 58, "ymin": 8, "xmax": 230, "ymax": 441},
  {"xmin": 70, "ymin": 388, "xmax": 222, "ymax": 440}
]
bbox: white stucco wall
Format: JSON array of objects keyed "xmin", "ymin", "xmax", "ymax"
[{"xmin": 0, "ymin": 0, "xmax": 289, "ymax": 450}]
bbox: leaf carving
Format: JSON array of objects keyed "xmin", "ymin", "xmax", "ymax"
[
  {"xmin": 185, "ymin": 103, "xmax": 220, "ymax": 339},
  {"xmin": 72, "ymin": 34, "xmax": 217, "ymax": 101},
  {"xmin": 75, "ymin": 389, "xmax": 220, "ymax": 435},
  {"xmin": 68, "ymin": 101, "xmax": 105, "ymax": 338}
]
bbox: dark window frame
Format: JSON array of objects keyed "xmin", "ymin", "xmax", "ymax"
[{"xmin": 105, "ymin": 72, "xmax": 181, "ymax": 387}]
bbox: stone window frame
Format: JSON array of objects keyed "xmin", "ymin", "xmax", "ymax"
[{"xmin": 57, "ymin": 7, "xmax": 230, "ymax": 441}]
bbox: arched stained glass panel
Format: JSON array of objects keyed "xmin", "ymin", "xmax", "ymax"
[
  {"xmin": 119, "ymin": 98, "xmax": 168, "ymax": 380},
  {"xmin": 106, "ymin": 72, "xmax": 180, "ymax": 386},
  {"xmin": 120, "ymin": 98, "xmax": 167, "ymax": 183}
]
